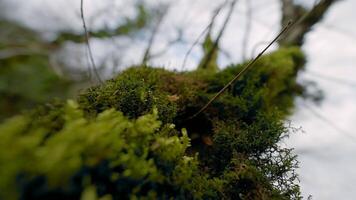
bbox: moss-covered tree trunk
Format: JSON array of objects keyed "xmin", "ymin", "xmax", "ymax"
[{"xmin": 0, "ymin": 1, "xmax": 339, "ymax": 199}]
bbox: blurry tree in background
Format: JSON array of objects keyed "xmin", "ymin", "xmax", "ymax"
[
  {"xmin": 0, "ymin": 19, "xmax": 72, "ymax": 120},
  {"xmin": 0, "ymin": 1, "xmax": 157, "ymax": 120},
  {"xmin": 279, "ymin": 0, "xmax": 338, "ymax": 46},
  {"xmin": 0, "ymin": 0, "xmax": 338, "ymax": 120}
]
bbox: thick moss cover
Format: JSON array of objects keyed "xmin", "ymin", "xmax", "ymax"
[{"xmin": 0, "ymin": 47, "xmax": 305, "ymax": 199}]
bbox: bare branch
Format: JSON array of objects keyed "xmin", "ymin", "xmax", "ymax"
[
  {"xmin": 141, "ymin": 4, "xmax": 170, "ymax": 65},
  {"xmin": 147, "ymin": 28, "xmax": 184, "ymax": 60},
  {"xmin": 54, "ymin": 2, "xmax": 150, "ymax": 45},
  {"xmin": 188, "ymin": 21, "xmax": 295, "ymax": 120},
  {"xmin": 242, "ymin": 0, "xmax": 252, "ymax": 61},
  {"xmin": 80, "ymin": 0, "xmax": 103, "ymax": 83},
  {"xmin": 181, "ymin": 1, "xmax": 227, "ymax": 70},
  {"xmin": 307, "ymin": 70, "xmax": 356, "ymax": 88},
  {"xmin": 321, "ymin": 22, "xmax": 356, "ymax": 43},
  {"xmin": 301, "ymin": 100, "xmax": 356, "ymax": 143},
  {"xmin": 280, "ymin": 0, "xmax": 340, "ymax": 46},
  {"xmin": 198, "ymin": 0, "xmax": 238, "ymax": 71}
]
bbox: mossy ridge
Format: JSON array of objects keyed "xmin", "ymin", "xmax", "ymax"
[
  {"xmin": 76, "ymin": 47, "xmax": 304, "ymax": 199},
  {"xmin": 0, "ymin": 47, "xmax": 305, "ymax": 199},
  {"xmin": 78, "ymin": 47, "xmax": 305, "ymax": 134}
]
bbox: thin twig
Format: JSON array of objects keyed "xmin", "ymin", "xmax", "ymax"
[
  {"xmin": 242, "ymin": 0, "xmax": 252, "ymax": 61},
  {"xmin": 80, "ymin": 0, "xmax": 103, "ymax": 83},
  {"xmin": 307, "ymin": 71, "xmax": 356, "ymax": 88},
  {"xmin": 181, "ymin": 0, "xmax": 228, "ymax": 70},
  {"xmin": 198, "ymin": 0, "xmax": 238, "ymax": 71},
  {"xmin": 148, "ymin": 29, "xmax": 184, "ymax": 59},
  {"xmin": 188, "ymin": 21, "xmax": 295, "ymax": 120},
  {"xmin": 301, "ymin": 101, "xmax": 356, "ymax": 143},
  {"xmin": 141, "ymin": 5, "xmax": 170, "ymax": 65},
  {"xmin": 321, "ymin": 23, "xmax": 356, "ymax": 43},
  {"xmin": 250, "ymin": 0, "xmax": 321, "ymax": 58},
  {"xmin": 250, "ymin": 41, "xmax": 270, "ymax": 58}
]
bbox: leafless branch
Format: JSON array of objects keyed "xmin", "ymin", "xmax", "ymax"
[
  {"xmin": 181, "ymin": 1, "xmax": 228, "ymax": 70},
  {"xmin": 198, "ymin": 0, "xmax": 238, "ymax": 71},
  {"xmin": 250, "ymin": 41, "xmax": 270, "ymax": 58},
  {"xmin": 148, "ymin": 28, "xmax": 184, "ymax": 60},
  {"xmin": 80, "ymin": 0, "xmax": 103, "ymax": 83},
  {"xmin": 280, "ymin": 0, "xmax": 340, "ymax": 46},
  {"xmin": 307, "ymin": 70, "xmax": 356, "ymax": 88},
  {"xmin": 188, "ymin": 21, "xmax": 295, "ymax": 120},
  {"xmin": 141, "ymin": 4, "xmax": 170, "ymax": 65},
  {"xmin": 242, "ymin": 0, "xmax": 252, "ymax": 61},
  {"xmin": 320, "ymin": 22, "xmax": 356, "ymax": 43},
  {"xmin": 301, "ymin": 100, "xmax": 356, "ymax": 143}
]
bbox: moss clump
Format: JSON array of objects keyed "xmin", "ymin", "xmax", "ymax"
[
  {"xmin": 210, "ymin": 113, "xmax": 300, "ymax": 199},
  {"xmin": 0, "ymin": 101, "xmax": 206, "ymax": 199},
  {"xmin": 204, "ymin": 47, "xmax": 305, "ymax": 120},
  {"xmin": 79, "ymin": 68, "xmax": 175, "ymax": 124},
  {"xmin": 0, "ymin": 47, "xmax": 305, "ymax": 199}
]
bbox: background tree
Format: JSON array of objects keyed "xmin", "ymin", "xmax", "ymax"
[{"xmin": 0, "ymin": 1, "xmax": 157, "ymax": 120}]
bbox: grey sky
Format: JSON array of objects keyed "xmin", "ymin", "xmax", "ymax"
[{"xmin": 2, "ymin": 0, "xmax": 356, "ymax": 199}]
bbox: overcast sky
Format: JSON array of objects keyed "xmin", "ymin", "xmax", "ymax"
[{"xmin": 2, "ymin": 0, "xmax": 356, "ymax": 199}]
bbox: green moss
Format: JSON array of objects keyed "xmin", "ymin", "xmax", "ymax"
[
  {"xmin": 78, "ymin": 67, "xmax": 174, "ymax": 124},
  {"xmin": 0, "ymin": 101, "xmax": 209, "ymax": 200},
  {"xmin": 0, "ymin": 47, "xmax": 305, "ymax": 200},
  {"xmin": 197, "ymin": 33, "xmax": 219, "ymax": 73},
  {"xmin": 205, "ymin": 47, "xmax": 305, "ymax": 119},
  {"xmin": 78, "ymin": 67, "xmax": 205, "ymax": 125}
]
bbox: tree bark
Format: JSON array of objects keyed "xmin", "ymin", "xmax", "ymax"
[{"xmin": 279, "ymin": 0, "xmax": 340, "ymax": 46}]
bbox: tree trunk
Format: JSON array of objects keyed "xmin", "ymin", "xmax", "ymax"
[{"xmin": 279, "ymin": 0, "xmax": 340, "ymax": 46}]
